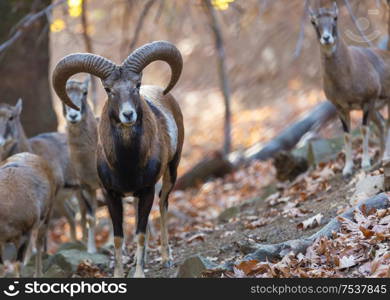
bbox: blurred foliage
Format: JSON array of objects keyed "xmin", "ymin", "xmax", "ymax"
[
  {"xmin": 50, "ymin": 18, "xmax": 65, "ymax": 32},
  {"xmin": 212, "ymin": 0, "xmax": 235, "ymax": 10},
  {"xmin": 68, "ymin": 0, "xmax": 83, "ymax": 17},
  {"xmin": 51, "ymin": 0, "xmax": 83, "ymax": 33}
]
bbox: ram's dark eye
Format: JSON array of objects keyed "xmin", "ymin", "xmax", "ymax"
[
  {"xmin": 136, "ymin": 82, "xmax": 141, "ymax": 89},
  {"xmin": 83, "ymin": 91, "xmax": 88, "ymax": 96},
  {"xmin": 9, "ymin": 116, "xmax": 14, "ymax": 121},
  {"xmin": 104, "ymin": 87, "xmax": 111, "ymax": 94}
]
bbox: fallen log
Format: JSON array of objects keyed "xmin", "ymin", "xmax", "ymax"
[
  {"xmin": 240, "ymin": 101, "xmax": 337, "ymax": 162},
  {"xmin": 175, "ymin": 101, "xmax": 337, "ymax": 190},
  {"xmin": 243, "ymin": 193, "xmax": 390, "ymax": 262},
  {"xmin": 175, "ymin": 151, "xmax": 233, "ymax": 191}
]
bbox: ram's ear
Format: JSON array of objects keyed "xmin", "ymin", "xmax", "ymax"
[{"xmin": 14, "ymin": 98, "xmax": 23, "ymax": 116}]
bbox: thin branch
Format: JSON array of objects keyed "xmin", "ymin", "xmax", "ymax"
[
  {"xmin": 128, "ymin": 0, "xmax": 156, "ymax": 52},
  {"xmin": 203, "ymin": 0, "xmax": 233, "ymax": 155},
  {"xmin": 294, "ymin": 0, "xmax": 309, "ymax": 59},
  {"xmin": 154, "ymin": 0, "xmax": 165, "ymax": 24},
  {"xmin": 81, "ymin": 0, "xmax": 98, "ymax": 113},
  {"xmin": 343, "ymin": 0, "xmax": 374, "ymax": 47},
  {"xmin": 0, "ymin": 0, "xmax": 67, "ymax": 54}
]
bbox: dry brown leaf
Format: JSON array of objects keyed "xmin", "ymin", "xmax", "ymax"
[
  {"xmin": 297, "ymin": 213, "xmax": 323, "ymax": 230},
  {"xmin": 359, "ymin": 226, "xmax": 375, "ymax": 239},
  {"xmin": 235, "ymin": 260, "xmax": 261, "ymax": 276}
]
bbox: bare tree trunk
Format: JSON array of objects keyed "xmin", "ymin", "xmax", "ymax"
[
  {"xmin": 387, "ymin": 0, "xmax": 390, "ymax": 50},
  {"xmin": 203, "ymin": 0, "xmax": 232, "ymax": 155},
  {"xmin": 81, "ymin": 0, "xmax": 98, "ymax": 113},
  {"xmin": 0, "ymin": 0, "xmax": 58, "ymax": 137}
]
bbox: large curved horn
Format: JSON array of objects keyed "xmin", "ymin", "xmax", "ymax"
[
  {"xmin": 122, "ymin": 41, "xmax": 183, "ymax": 95},
  {"xmin": 52, "ymin": 53, "xmax": 116, "ymax": 110}
]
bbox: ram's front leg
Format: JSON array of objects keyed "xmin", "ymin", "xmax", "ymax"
[
  {"xmin": 133, "ymin": 187, "xmax": 154, "ymax": 278},
  {"xmin": 105, "ymin": 190, "xmax": 124, "ymax": 278},
  {"xmin": 340, "ymin": 110, "xmax": 353, "ymax": 177}
]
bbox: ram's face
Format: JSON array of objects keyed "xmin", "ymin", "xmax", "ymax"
[
  {"xmin": 0, "ymin": 100, "xmax": 22, "ymax": 155},
  {"xmin": 63, "ymin": 80, "xmax": 88, "ymax": 124},
  {"xmin": 103, "ymin": 70, "xmax": 142, "ymax": 127}
]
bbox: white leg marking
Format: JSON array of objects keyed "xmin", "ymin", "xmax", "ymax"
[
  {"xmin": 87, "ymin": 222, "xmax": 96, "ymax": 254},
  {"xmin": 134, "ymin": 233, "xmax": 146, "ymax": 278},
  {"xmin": 343, "ymin": 133, "xmax": 354, "ymax": 177},
  {"xmin": 361, "ymin": 126, "xmax": 371, "ymax": 170},
  {"xmin": 34, "ymin": 244, "xmax": 42, "ymax": 278},
  {"xmin": 114, "ymin": 237, "xmax": 124, "ymax": 278}
]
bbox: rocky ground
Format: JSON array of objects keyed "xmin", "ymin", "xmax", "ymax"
[{"xmin": 12, "ymin": 132, "xmax": 389, "ymax": 278}]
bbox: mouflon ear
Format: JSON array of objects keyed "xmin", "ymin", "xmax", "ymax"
[
  {"xmin": 333, "ymin": 1, "xmax": 339, "ymax": 16},
  {"xmin": 308, "ymin": 6, "xmax": 317, "ymax": 23},
  {"xmin": 83, "ymin": 75, "xmax": 91, "ymax": 89},
  {"xmin": 308, "ymin": 6, "xmax": 315, "ymax": 17},
  {"xmin": 14, "ymin": 98, "xmax": 23, "ymax": 116}
]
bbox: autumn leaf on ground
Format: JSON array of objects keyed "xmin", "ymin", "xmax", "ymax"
[
  {"xmin": 337, "ymin": 255, "xmax": 357, "ymax": 269},
  {"xmin": 187, "ymin": 233, "xmax": 206, "ymax": 244},
  {"xmin": 297, "ymin": 213, "xmax": 323, "ymax": 230}
]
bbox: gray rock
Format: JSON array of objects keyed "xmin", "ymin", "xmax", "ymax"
[
  {"xmin": 50, "ymin": 249, "xmax": 109, "ymax": 273},
  {"xmin": 21, "ymin": 254, "xmax": 51, "ymax": 277},
  {"xmin": 307, "ymin": 137, "xmax": 344, "ymax": 166},
  {"xmin": 176, "ymin": 255, "xmax": 217, "ymax": 278},
  {"xmin": 43, "ymin": 264, "xmax": 71, "ymax": 278}
]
